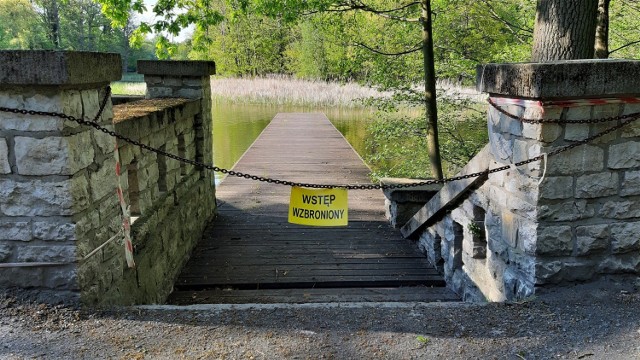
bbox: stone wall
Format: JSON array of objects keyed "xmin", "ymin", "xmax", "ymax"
[
  {"xmin": 402, "ymin": 60, "xmax": 640, "ymax": 301},
  {"xmin": 0, "ymin": 52, "xmax": 217, "ymax": 305},
  {"xmin": 79, "ymin": 97, "xmax": 216, "ymax": 305}
]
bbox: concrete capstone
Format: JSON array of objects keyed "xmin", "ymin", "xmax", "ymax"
[
  {"xmin": 477, "ymin": 60, "xmax": 640, "ymax": 99},
  {"xmin": 0, "ymin": 51, "xmax": 121, "ymax": 87}
]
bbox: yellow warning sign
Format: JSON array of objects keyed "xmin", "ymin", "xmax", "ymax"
[{"xmin": 288, "ymin": 187, "xmax": 348, "ymax": 226}]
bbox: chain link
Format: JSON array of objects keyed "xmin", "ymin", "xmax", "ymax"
[{"xmin": 1, "ymin": 87, "xmax": 638, "ymax": 190}]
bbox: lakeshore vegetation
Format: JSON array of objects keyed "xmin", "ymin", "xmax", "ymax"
[{"xmin": 2, "ymin": 0, "xmax": 640, "ymax": 179}]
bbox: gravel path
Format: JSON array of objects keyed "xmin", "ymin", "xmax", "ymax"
[{"xmin": 1, "ymin": 276, "xmax": 639, "ymax": 360}]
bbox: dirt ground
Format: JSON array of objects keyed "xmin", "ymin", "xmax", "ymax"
[{"xmin": 1, "ymin": 276, "xmax": 639, "ymax": 360}]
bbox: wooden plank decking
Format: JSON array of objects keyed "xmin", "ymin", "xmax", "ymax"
[{"xmin": 168, "ymin": 113, "xmax": 456, "ymax": 304}]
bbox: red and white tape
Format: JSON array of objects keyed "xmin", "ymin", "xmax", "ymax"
[
  {"xmin": 490, "ymin": 96, "xmax": 640, "ymax": 109},
  {"xmin": 114, "ymin": 142, "xmax": 135, "ymax": 268}
]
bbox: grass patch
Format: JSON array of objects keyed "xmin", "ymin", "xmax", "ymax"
[{"xmin": 111, "ymin": 82, "xmax": 146, "ymax": 95}]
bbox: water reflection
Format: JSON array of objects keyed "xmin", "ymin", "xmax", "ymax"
[{"xmin": 212, "ymin": 102, "xmax": 373, "ymax": 184}]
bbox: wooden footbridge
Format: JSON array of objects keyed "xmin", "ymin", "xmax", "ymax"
[{"xmin": 168, "ymin": 113, "xmax": 457, "ymax": 304}]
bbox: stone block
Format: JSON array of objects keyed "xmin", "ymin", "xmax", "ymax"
[
  {"xmin": 540, "ymin": 176, "xmax": 574, "ymax": 199},
  {"xmin": 0, "ymin": 267, "xmax": 44, "ymax": 287},
  {"xmin": 561, "ymin": 260, "xmax": 597, "ymax": 282},
  {"xmin": 182, "ymin": 77, "xmax": 206, "ymax": 87},
  {"xmin": 575, "ymin": 224, "xmax": 609, "ymax": 256},
  {"xmin": 0, "ymin": 244, "xmax": 12, "ymax": 262},
  {"xmin": 0, "ymin": 113, "xmax": 65, "ymax": 132},
  {"xmin": 609, "ymin": 142, "xmax": 640, "ymax": 169},
  {"xmin": 14, "ymin": 132, "xmax": 94, "ymax": 175},
  {"xmin": 535, "ymin": 260, "xmax": 563, "ymax": 284},
  {"xmin": 522, "ymin": 120, "xmax": 562, "ymax": 143},
  {"xmin": 144, "ymin": 75, "xmax": 163, "ymax": 85},
  {"xmin": 539, "ymin": 200, "xmax": 595, "ymax": 222},
  {"xmin": 591, "ymin": 122, "xmax": 619, "ymax": 145},
  {"xmin": 0, "ymin": 176, "xmax": 89, "ymax": 216},
  {"xmin": 33, "ymin": 221, "xmax": 76, "ymax": 241},
  {"xmin": 15, "ymin": 245, "xmax": 76, "ymax": 263},
  {"xmin": 137, "ymin": 60, "xmax": 216, "ymax": 77},
  {"xmin": 621, "ymin": 171, "xmax": 640, "ymax": 197},
  {"xmin": 575, "ymin": 172, "xmax": 619, "ymax": 198},
  {"xmin": 147, "ymin": 86, "xmax": 173, "ymax": 98},
  {"xmin": 488, "ymin": 131, "xmax": 512, "ymax": 161},
  {"xmin": 0, "ymin": 138, "xmax": 11, "ymax": 174},
  {"xmin": 92, "ymin": 128, "xmax": 116, "ymax": 156},
  {"xmin": 176, "ymin": 88, "xmax": 203, "ymax": 99},
  {"xmin": 162, "ymin": 77, "xmax": 184, "ymax": 87},
  {"xmin": 565, "ymin": 105, "xmax": 592, "ymax": 121},
  {"xmin": 536, "ymin": 225, "xmax": 573, "ymax": 256},
  {"xmin": 90, "ymin": 158, "xmax": 116, "ymax": 201},
  {"xmin": 44, "ymin": 266, "xmax": 78, "ymax": 289},
  {"xmin": 61, "ymin": 90, "xmax": 83, "ymax": 123},
  {"xmin": 610, "ymin": 222, "xmax": 640, "ymax": 254},
  {"xmin": 597, "ymin": 254, "xmax": 640, "ymax": 274},
  {"xmin": 547, "ymin": 144, "xmax": 604, "ymax": 175},
  {"xmin": 600, "ymin": 200, "xmax": 640, "ymax": 219},
  {"xmin": 0, "ymin": 220, "xmax": 32, "ymax": 241},
  {"xmin": 564, "ymin": 124, "xmax": 589, "ymax": 141},
  {"xmin": 621, "ymin": 115, "xmax": 640, "ymax": 138}
]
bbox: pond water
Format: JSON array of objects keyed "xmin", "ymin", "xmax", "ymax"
[{"xmin": 212, "ymin": 102, "xmax": 374, "ymax": 183}]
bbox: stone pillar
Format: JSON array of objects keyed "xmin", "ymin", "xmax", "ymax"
[
  {"xmin": 0, "ymin": 51, "xmax": 121, "ymax": 301},
  {"xmin": 137, "ymin": 60, "xmax": 216, "ymax": 184},
  {"xmin": 478, "ymin": 60, "xmax": 640, "ymax": 290}
]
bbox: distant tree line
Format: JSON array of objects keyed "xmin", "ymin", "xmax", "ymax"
[{"xmin": 0, "ymin": 0, "xmax": 156, "ymax": 72}]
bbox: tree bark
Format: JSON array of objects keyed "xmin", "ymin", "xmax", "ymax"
[
  {"xmin": 421, "ymin": 0, "xmax": 443, "ymax": 180},
  {"xmin": 531, "ymin": 0, "xmax": 599, "ymax": 61},
  {"xmin": 594, "ymin": 0, "xmax": 611, "ymax": 58}
]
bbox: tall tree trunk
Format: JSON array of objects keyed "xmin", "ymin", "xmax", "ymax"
[
  {"xmin": 594, "ymin": 0, "xmax": 611, "ymax": 58},
  {"xmin": 48, "ymin": 0, "xmax": 60, "ymax": 48},
  {"xmin": 531, "ymin": 0, "xmax": 599, "ymax": 61},
  {"xmin": 421, "ymin": 0, "xmax": 443, "ymax": 180}
]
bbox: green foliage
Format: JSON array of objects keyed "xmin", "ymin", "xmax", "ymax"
[
  {"xmin": 189, "ymin": 1, "xmax": 290, "ymax": 75},
  {"xmin": 0, "ymin": 0, "xmax": 157, "ymax": 70},
  {"xmin": 608, "ymin": 0, "xmax": 640, "ymax": 59},
  {"xmin": 366, "ymin": 98, "xmax": 487, "ymax": 180},
  {"xmin": 0, "ymin": 0, "xmax": 50, "ymax": 49},
  {"xmin": 416, "ymin": 335, "xmax": 430, "ymax": 345}
]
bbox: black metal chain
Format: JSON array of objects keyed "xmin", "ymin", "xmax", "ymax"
[
  {"xmin": 1, "ymin": 87, "xmax": 638, "ymax": 190},
  {"xmin": 487, "ymin": 97, "xmax": 640, "ymax": 124}
]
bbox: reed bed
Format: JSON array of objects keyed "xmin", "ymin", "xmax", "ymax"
[
  {"xmin": 110, "ymin": 75, "xmax": 484, "ymax": 106},
  {"xmin": 210, "ymin": 76, "xmax": 391, "ymax": 108}
]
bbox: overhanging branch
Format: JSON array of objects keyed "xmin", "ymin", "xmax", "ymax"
[{"xmin": 354, "ymin": 42, "xmax": 422, "ymax": 56}]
